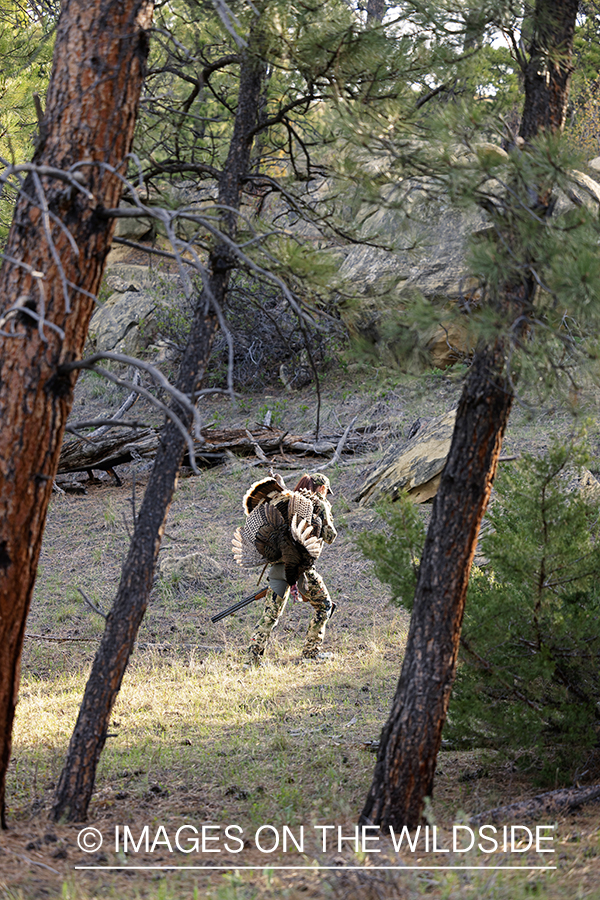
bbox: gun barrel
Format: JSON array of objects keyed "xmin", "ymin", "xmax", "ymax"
[{"xmin": 210, "ymin": 588, "xmax": 267, "ymax": 624}]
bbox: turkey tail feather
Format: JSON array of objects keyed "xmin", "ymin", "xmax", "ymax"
[
  {"xmin": 232, "ymin": 527, "xmax": 263, "ymax": 568},
  {"xmin": 243, "ymin": 477, "xmax": 286, "ymax": 514},
  {"xmin": 290, "ymin": 513, "xmax": 323, "ymax": 561}
]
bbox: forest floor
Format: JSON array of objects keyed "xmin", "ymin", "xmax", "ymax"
[{"xmin": 3, "ymin": 365, "xmax": 600, "ymax": 900}]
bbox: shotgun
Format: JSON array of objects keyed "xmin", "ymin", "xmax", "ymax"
[{"xmin": 211, "ymin": 587, "xmax": 269, "ymax": 624}]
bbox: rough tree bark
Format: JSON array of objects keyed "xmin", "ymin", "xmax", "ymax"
[
  {"xmin": 51, "ymin": 14, "xmax": 269, "ymax": 823},
  {"xmin": 360, "ymin": 340, "xmax": 514, "ymax": 827},
  {"xmin": 366, "ymin": 0, "xmax": 386, "ymax": 25},
  {"xmin": 360, "ymin": 0, "xmax": 579, "ymax": 830},
  {"xmin": 0, "ymin": 0, "xmax": 153, "ymax": 829}
]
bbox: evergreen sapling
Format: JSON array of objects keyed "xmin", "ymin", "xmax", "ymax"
[{"xmin": 360, "ymin": 441, "xmax": 600, "ymax": 783}]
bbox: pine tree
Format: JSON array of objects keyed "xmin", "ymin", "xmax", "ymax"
[
  {"xmin": 361, "ymin": 441, "xmax": 600, "ymax": 783},
  {"xmin": 0, "ymin": 0, "xmax": 153, "ymax": 830},
  {"xmin": 354, "ymin": 0, "xmax": 591, "ymax": 829},
  {"xmin": 0, "ymin": 2, "xmax": 57, "ymax": 238},
  {"xmin": 448, "ymin": 443, "xmax": 600, "ymax": 782}
]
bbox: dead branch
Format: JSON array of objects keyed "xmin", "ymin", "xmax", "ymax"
[
  {"xmin": 78, "ymin": 587, "xmax": 107, "ymax": 620},
  {"xmin": 23, "ymin": 633, "xmax": 223, "ymax": 650},
  {"xmin": 24, "ymin": 634, "xmax": 100, "ymax": 643},
  {"xmin": 245, "ymin": 428, "xmax": 269, "ymax": 462},
  {"xmin": 58, "ymin": 423, "xmax": 379, "ymax": 478},
  {"xmin": 86, "ymin": 368, "xmax": 141, "ymax": 439},
  {"xmin": 58, "ymin": 422, "xmax": 376, "ymax": 475},
  {"xmin": 314, "ymin": 415, "xmax": 358, "ymax": 471},
  {"xmin": 65, "ymin": 419, "xmax": 148, "ymax": 434}
]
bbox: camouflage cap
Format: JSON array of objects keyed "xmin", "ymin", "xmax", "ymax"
[{"xmin": 309, "ymin": 472, "xmax": 333, "ymax": 495}]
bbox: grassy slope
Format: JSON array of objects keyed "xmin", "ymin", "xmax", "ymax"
[{"xmin": 2, "ymin": 370, "xmax": 600, "ymax": 899}]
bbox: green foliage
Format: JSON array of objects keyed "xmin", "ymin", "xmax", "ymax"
[
  {"xmin": 357, "ymin": 494, "xmax": 426, "ymax": 613},
  {"xmin": 0, "ymin": 2, "xmax": 56, "ymax": 240},
  {"xmin": 572, "ymin": 17, "xmax": 600, "ymax": 93},
  {"xmin": 446, "ymin": 441, "xmax": 600, "ymax": 781},
  {"xmin": 567, "ymin": 76, "xmax": 600, "ymax": 159},
  {"xmin": 332, "ymin": 3, "xmax": 600, "ymax": 391},
  {"xmin": 359, "ymin": 440, "xmax": 600, "ymax": 782},
  {"xmin": 568, "ymin": 15, "xmax": 600, "ymax": 156}
]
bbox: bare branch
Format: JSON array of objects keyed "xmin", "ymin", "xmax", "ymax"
[
  {"xmin": 211, "ymin": 0, "xmax": 249, "ymax": 49},
  {"xmin": 65, "ymin": 419, "xmax": 148, "ymax": 434},
  {"xmin": 61, "ymin": 351, "xmax": 203, "ymax": 439},
  {"xmin": 86, "ymin": 368, "xmax": 141, "ymax": 439},
  {"xmin": 60, "ymin": 358, "xmax": 203, "ymax": 475},
  {"xmin": 77, "ymin": 587, "xmax": 107, "ymax": 620},
  {"xmin": 313, "ymin": 416, "xmax": 358, "ymax": 470}
]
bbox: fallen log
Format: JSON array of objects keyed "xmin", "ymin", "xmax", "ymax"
[
  {"xmin": 469, "ymin": 784, "xmax": 600, "ymax": 825},
  {"xmin": 58, "ymin": 423, "xmax": 381, "ymax": 478},
  {"xmin": 58, "ymin": 428, "xmax": 157, "ymax": 475}
]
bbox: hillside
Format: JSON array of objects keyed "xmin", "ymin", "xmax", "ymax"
[{"xmin": 3, "ymin": 370, "xmax": 600, "ymax": 899}]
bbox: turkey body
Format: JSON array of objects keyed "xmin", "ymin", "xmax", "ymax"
[{"xmin": 232, "ymin": 479, "xmax": 324, "ymax": 587}]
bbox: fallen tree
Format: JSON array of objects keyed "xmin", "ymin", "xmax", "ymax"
[
  {"xmin": 470, "ymin": 784, "xmax": 600, "ymax": 825},
  {"xmin": 57, "ymin": 423, "xmax": 381, "ymax": 476}
]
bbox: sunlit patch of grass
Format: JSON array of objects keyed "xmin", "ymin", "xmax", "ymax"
[
  {"xmin": 9, "ymin": 642, "xmax": 402, "ymax": 827},
  {"xmin": 9, "ymin": 377, "xmax": 599, "ymax": 899}
]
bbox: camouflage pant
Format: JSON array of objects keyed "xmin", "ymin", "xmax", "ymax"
[{"xmin": 247, "ymin": 567, "xmax": 333, "ymax": 661}]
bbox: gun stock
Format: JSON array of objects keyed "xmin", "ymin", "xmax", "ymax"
[{"xmin": 211, "ymin": 587, "xmax": 268, "ymax": 624}]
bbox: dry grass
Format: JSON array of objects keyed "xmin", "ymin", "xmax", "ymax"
[{"xmin": 3, "ymin": 374, "xmax": 600, "ymax": 898}]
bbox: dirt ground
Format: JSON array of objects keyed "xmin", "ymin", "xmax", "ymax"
[{"xmin": 3, "ymin": 369, "xmax": 600, "ymax": 899}]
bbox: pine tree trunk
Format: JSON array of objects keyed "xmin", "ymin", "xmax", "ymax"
[
  {"xmin": 519, "ymin": 0, "xmax": 578, "ymax": 141},
  {"xmin": 366, "ymin": 0, "xmax": 386, "ymax": 25},
  {"xmin": 360, "ymin": 0, "xmax": 579, "ymax": 830},
  {"xmin": 0, "ymin": 0, "xmax": 153, "ymax": 829},
  {"xmin": 51, "ymin": 17, "xmax": 269, "ymax": 823},
  {"xmin": 360, "ymin": 340, "xmax": 513, "ymax": 828},
  {"xmin": 51, "ymin": 302, "xmax": 219, "ymax": 822}
]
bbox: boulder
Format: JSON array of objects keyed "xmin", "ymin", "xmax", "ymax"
[
  {"xmin": 425, "ymin": 322, "xmax": 474, "ymax": 369},
  {"xmin": 113, "ymin": 201, "xmax": 154, "ymax": 241},
  {"xmin": 104, "ymin": 263, "xmax": 156, "ymax": 290},
  {"xmin": 338, "ymin": 177, "xmax": 487, "ymax": 303},
  {"xmin": 554, "ymin": 169, "xmax": 600, "ymax": 215},
  {"xmin": 562, "ymin": 467, "xmax": 600, "ymax": 501},
  {"xmin": 355, "ymin": 409, "xmax": 456, "ymax": 506},
  {"xmin": 88, "ymin": 290, "xmax": 157, "ymax": 353},
  {"xmin": 587, "ymin": 157, "xmax": 600, "ymax": 174},
  {"xmin": 339, "ymin": 162, "xmax": 600, "ymax": 369}
]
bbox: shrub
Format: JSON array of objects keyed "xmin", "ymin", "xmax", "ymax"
[
  {"xmin": 360, "ymin": 441, "xmax": 600, "ymax": 783},
  {"xmin": 448, "ymin": 442, "xmax": 600, "ymax": 782},
  {"xmin": 150, "ymin": 270, "xmax": 344, "ymax": 391},
  {"xmin": 357, "ymin": 494, "xmax": 425, "ymax": 613}
]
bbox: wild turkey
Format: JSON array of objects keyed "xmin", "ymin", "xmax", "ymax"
[
  {"xmin": 232, "ymin": 475, "xmax": 324, "ymax": 586},
  {"xmin": 242, "ymin": 473, "xmax": 287, "ymax": 514}
]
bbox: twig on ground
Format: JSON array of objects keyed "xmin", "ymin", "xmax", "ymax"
[
  {"xmin": 8, "ymin": 850, "xmax": 60, "ymax": 875},
  {"xmin": 23, "ymin": 633, "xmax": 225, "ymax": 650},
  {"xmin": 77, "ymin": 587, "xmax": 107, "ymax": 620},
  {"xmin": 24, "ymin": 634, "xmax": 99, "ymax": 642}
]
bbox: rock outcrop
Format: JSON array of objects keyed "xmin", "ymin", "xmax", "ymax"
[
  {"xmin": 355, "ymin": 409, "xmax": 456, "ymax": 506},
  {"xmin": 88, "ymin": 289, "xmax": 157, "ymax": 354}
]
